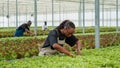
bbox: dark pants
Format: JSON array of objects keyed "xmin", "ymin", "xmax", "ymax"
[{"xmin": 14, "ymin": 29, "xmax": 24, "ymax": 37}]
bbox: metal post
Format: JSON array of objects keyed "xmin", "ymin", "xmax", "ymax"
[
  {"xmin": 116, "ymin": 0, "xmax": 118, "ymax": 33},
  {"xmin": 46, "ymin": 6, "xmax": 47, "ymax": 22},
  {"xmin": 7, "ymin": 0, "xmax": 9, "ymax": 28},
  {"xmin": 59, "ymin": 1, "xmax": 61, "ymax": 23},
  {"xmin": 14, "ymin": 13, "xmax": 16, "ymax": 26},
  {"xmin": 82, "ymin": 0, "xmax": 85, "ymax": 34},
  {"xmin": 26, "ymin": 6, "xmax": 28, "ymax": 22},
  {"xmin": 34, "ymin": 0, "xmax": 37, "ymax": 36},
  {"xmin": 107, "ymin": 8, "xmax": 109, "ymax": 27},
  {"xmin": 52, "ymin": 0, "xmax": 54, "ymax": 27},
  {"xmin": 95, "ymin": 0, "xmax": 100, "ymax": 48},
  {"xmin": 102, "ymin": 0, "xmax": 104, "ymax": 27},
  {"xmin": 106, "ymin": 9, "xmax": 108, "ymax": 27},
  {"xmin": 2, "ymin": 3, "xmax": 4, "ymax": 28},
  {"xmin": 110, "ymin": 8, "xmax": 111, "ymax": 27},
  {"xmin": 16, "ymin": 0, "xmax": 18, "ymax": 28},
  {"xmin": 19, "ymin": 8, "xmax": 20, "ymax": 26},
  {"xmin": 63, "ymin": 7, "xmax": 64, "ymax": 20},
  {"xmin": 78, "ymin": 0, "xmax": 82, "ymax": 27}
]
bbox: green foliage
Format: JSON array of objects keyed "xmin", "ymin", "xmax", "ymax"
[
  {"xmin": 0, "ymin": 33, "xmax": 120, "ymax": 60},
  {"xmin": 0, "ymin": 45, "xmax": 120, "ymax": 68},
  {"xmin": 0, "ymin": 37, "xmax": 44, "ymax": 60},
  {"xmin": 0, "ymin": 27, "xmax": 119, "ymax": 38}
]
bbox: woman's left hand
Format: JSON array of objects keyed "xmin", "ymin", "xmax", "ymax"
[{"xmin": 77, "ymin": 49, "xmax": 81, "ymax": 55}]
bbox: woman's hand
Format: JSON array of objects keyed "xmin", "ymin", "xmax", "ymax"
[
  {"xmin": 68, "ymin": 53, "xmax": 74, "ymax": 57},
  {"xmin": 77, "ymin": 49, "xmax": 81, "ymax": 55}
]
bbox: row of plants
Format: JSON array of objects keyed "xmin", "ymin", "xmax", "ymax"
[
  {"xmin": 0, "ymin": 45, "xmax": 120, "ymax": 68},
  {"xmin": 0, "ymin": 27, "xmax": 118, "ymax": 38},
  {"xmin": 0, "ymin": 37, "xmax": 43, "ymax": 60},
  {"xmin": 0, "ymin": 33, "xmax": 120, "ymax": 60},
  {"xmin": 78, "ymin": 33, "xmax": 120, "ymax": 49}
]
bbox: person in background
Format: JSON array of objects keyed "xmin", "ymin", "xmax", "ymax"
[
  {"xmin": 14, "ymin": 20, "xmax": 33, "ymax": 37},
  {"xmin": 38, "ymin": 20, "xmax": 83, "ymax": 57},
  {"xmin": 42, "ymin": 21, "xmax": 48, "ymax": 31}
]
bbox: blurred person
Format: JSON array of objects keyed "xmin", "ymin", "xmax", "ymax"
[
  {"xmin": 38, "ymin": 20, "xmax": 83, "ymax": 57},
  {"xmin": 42, "ymin": 21, "xmax": 48, "ymax": 31},
  {"xmin": 14, "ymin": 20, "xmax": 33, "ymax": 37}
]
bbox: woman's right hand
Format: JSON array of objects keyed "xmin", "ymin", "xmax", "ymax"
[{"xmin": 68, "ymin": 53, "xmax": 74, "ymax": 57}]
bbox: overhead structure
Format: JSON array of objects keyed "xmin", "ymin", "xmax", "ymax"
[
  {"xmin": 0, "ymin": 0, "xmax": 119, "ymax": 48},
  {"xmin": 0, "ymin": 0, "xmax": 119, "ymax": 16}
]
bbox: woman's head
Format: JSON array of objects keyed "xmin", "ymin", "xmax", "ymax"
[
  {"xmin": 44, "ymin": 21, "xmax": 47, "ymax": 25},
  {"xmin": 27, "ymin": 20, "xmax": 32, "ymax": 26},
  {"xmin": 56, "ymin": 20, "xmax": 75, "ymax": 29},
  {"xmin": 57, "ymin": 20, "xmax": 75, "ymax": 37}
]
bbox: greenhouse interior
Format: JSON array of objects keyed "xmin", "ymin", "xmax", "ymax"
[{"xmin": 0, "ymin": 0, "xmax": 120, "ymax": 67}]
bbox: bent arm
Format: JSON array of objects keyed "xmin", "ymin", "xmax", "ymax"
[
  {"xmin": 52, "ymin": 43, "xmax": 73, "ymax": 57},
  {"xmin": 25, "ymin": 29, "xmax": 32, "ymax": 34},
  {"xmin": 76, "ymin": 40, "xmax": 83, "ymax": 55}
]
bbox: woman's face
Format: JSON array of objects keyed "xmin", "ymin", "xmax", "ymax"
[
  {"xmin": 64, "ymin": 27, "xmax": 74, "ymax": 37},
  {"xmin": 28, "ymin": 23, "xmax": 32, "ymax": 27}
]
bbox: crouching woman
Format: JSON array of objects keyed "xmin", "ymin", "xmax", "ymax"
[{"xmin": 38, "ymin": 20, "xmax": 83, "ymax": 57}]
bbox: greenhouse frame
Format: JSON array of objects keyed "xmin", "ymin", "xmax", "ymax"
[{"xmin": 0, "ymin": 0, "xmax": 119, "ymax": 48}]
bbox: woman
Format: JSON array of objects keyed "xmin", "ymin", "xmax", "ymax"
[{"xmin": 38, "ymin": 20, "xmax": 83, "ymax": 57}]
